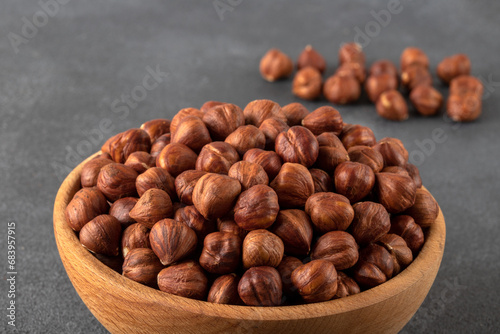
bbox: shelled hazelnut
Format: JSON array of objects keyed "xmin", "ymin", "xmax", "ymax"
[
  {"xmin": 447, "ymin": 75, "xmax": 483, "ymax": 122},
  {"xmin": 409, "ymin": 85, "xmax": 443, "ymax": 116},
  {"xmin": 376, "ymin": 90, "xmax": 409, "ymax": 121},
  {"xmin": 281, "ymin": 102, "xmax": 310, "ymax": 126},
  {"xmin": 260, "ymin": 48, "xmax": 294, "ymax": 82},
  {"xmin": 437, "ymin": 54, "xmax": 471, "ymax": 84},
  {"xmin": 297, "ymin": 45, "xmax": 326, "ymax": 73},
  {"xmin": 292, "ymin": 67, "xmax": 323, "ymax": 100},
  {"xmin": 323, "ymin": 74, "xmax": 361, "ymax": 105}
]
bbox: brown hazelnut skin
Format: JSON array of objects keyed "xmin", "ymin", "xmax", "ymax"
[
  {"xmin": 335, "ymin": 272, "xmax": 361, "ymax": 299},
  {"xmin": 334, "ymin": 161, "xmax": 375, "ymax": 203},
  {"xmin": 375, "ymin": 172, "xmax": 417, "ymax": 214},
  {"xmin": 228, "ymin": 161, "xmax": 269, "ymax": 191},
  {"xmin": 170, "ymin": 107, "xmax": 204, "ymax": 136},
  {"xmin": 401, "ymin": 64, "xmax": 432, "ymax": 91},
  {"xmin": 377, "ymin": 234, "xmax": 413, "ymax": 275},
  {"xmin": 348, "ymin": 145, "xmax": 384, "ymax": 173},
  {"xmin": 171, "ymin": 115, "xmax": 212, "ymax": 152},
  {"xmin": 316, "ymin": 132, "xmax": 346, "ymax": 151},
  {"xmin": 243, "ymin": 148, "xmax": 282, "ymax": 181},
  {"xmin": 323, "ymin": 74, "xmax": 361, "ymax": 105},
  {"xmin": 192, "ymin": 173, "xmax": 242, "ymax": 220},
  {"xmin": 129, "ymin": 189, "xmax": 174, "ymax": 229},
  {"xmin": 302, "ymin": 106, "xmax": 343, "ymax": 136},
  {"xmin": 238, "ymin": 266, "xmax": 283, "ymax": 306},
  {"xmin": 121, "ymin": 223, "xmax": 150, "ymax": 258},
  {"xmin": 234, "ymin": 185, "xmax": 279, "ymax": 231},
  {"xmin": 79, "ymin": 215, "xmax": 122, "ymax": 256},
  {"xmin": 390, "ymin": 215, "xmax": 424, "ymax": 254},
  {"xmin": 281, "ymin": 102, "xmax": 310, "ymax": 126},
  {"xmin": 405, "ymin": 163, "xmax": 422, "ymax": 189},
  {"xmin": 124, "ymin": 151, "xmax": 155, "ymax": 174},
  {"xmin": 275, "ymin": 126, "xmax": 319, "ymax": 168},
  {"xmin": 174, "ymin": 205, "xmax": 217, "ymax": 241},
  {"xmin": 277, "ymin": 256, "xmax": 303, "ymax": 297},
  {"xmin": 450, "ymin": 75, "xmax": 483, "ymax": 97},
  {"xmin": 243, "ymin": 99, "xmax": 287, "ymax": 127},
  {"xmin": 409, "ymin": 85, "xmax": 443, "ymax": 116},
  {"xmin": 259, "ymin": 118, "xmax": 290, "ymax": 150},
  {"xmin": 339, "ymin": 42, "xmax": 365, "ymax": 66},
  {"xmin": 340, "ymin": 124, "xmax": 377, "ymax": 150},
  {"xmin": 195, "ymin": 142, "xmax": 240, "ymax": 174},
  {"xmin": 136, "ymin": 167, "xmax": 176, "ymax": 199},
  {"xmin": 149, "ymin": 218, "xmax": 197, "ymax": 266},
  {"xmin": 200, "ymin": 100, "xmax": 226, "ymax": 113},
  {"xmin": 297, "ymin": 45, "xmax": 326, "ymax": 73},
  {"xmin": 270, "ymin": 163, "xmax": 314, "ymax": 208},
  {"xmin": 65, "ymin": 187, "xmax": 109, "ymax": 232},
  {"xmin": 260, "ymin": 48, "xmax": 294, "ymax": 82},
  {"xmin": 81, "ymin": 158, "xmax": 113, "ymax": 187},
  {"xmin": 156, "ymin": 143, "xmax": 197, "ymax": 177},
  {"xmin": 291, "ymin": 259, "xmax": 338, "ymax": 303},
  {"xmin": 403, "ymin": 187, "xmax": 439, "ymax": 228},
  {"xmin": 311, "ymin": 231, "xmax": 359, "ymax": 270},
  {"xmin": 400, "ymin": 47, "xmax": 429, "ymax": 70},
  {"xmin": 202, "ymin": 103, "xmax": 245, "ymax": 141},
  {"xmin": 335, "ymin": 62, "xmax": 366, "ymax": 83},
  {"xmin": 350, "ymin": 201, "xmax": 391, "ymax": 245},
  {"xmin": 369, "ymin": 59, "xmax": 398, "ymax": 78},
  {"xmin": 270, "ymin": 209, "xmax": 313, "ymax": 256},
  {"xmin": 207, "ymin": 274, "xmax": 242, "ymax": 305},
  {"xmin": 150, "ymin": 133, "xmax": 171, "ymax": 158},
  {"xmin": 109, "ymin": 197, "xmax": 138, "ymax": 227},
  {"xmin": 199, "ymin": 232, "xmax": 242, "ymax": 274},
  {"xmin": 376, "ymin": 90, "xmax": 409, "ymax": 121},
  {"xmin": 373, "ymin": 137, "xmax": 409, "ymax": 167},
  {"xmin": 97, "ymin": 163, "xmax": 138, "ymax": 202},
  {"xmin": 353, "ymin": 244, "xmax": 394, "ymax": 288},
  {"xmin": 101, "ymin": 128, "xmax": 151, "ymax": 163},
  {"xmin": 175, "ymin": 170, "xmax": 207, "ymax": 205},
  {"xmin": 217, "ymin": 217, "xmax": 248, "ymax": 241},
  {"xmin": 309, "ymin": 168, "xmax": 334, "ymax": 193},
  {"xmin": 364, "ymin": 73, "xmax": 398, "ymax": 103},
  {"xmin": 382, "ymin": 166, "xmax": 410, "ymax": 177},
  {"xmin": 225, "ymin": 125, "xmax": 266, "ymax": 157},
  {"xmin": 437, "ymin": 54, "xmax": 471, "ymax": 84},
  {"xmin": 242, "ymin": 229, "xmax": 284, "ymax": 269},
  {"xmin": 446, "ymin": 92, "xmax": 482, "ymax": 122},
  {"xmin": 305, "ymin": 192, "xmax": 354, "ymax": 233},
  {"xmin": 122, "ymin": 248, "xmax": 164, "ymax": 288},
  {"xmin": 292, "ymin": 67, "xmax": 323, "ymax": 100},
  {"xmin": 157, "ymin": 260, "xmax": 208, "ymax": 300},
  {"xmin": 140, "ymin": 119, "xmax": 171, "ymax": 142}
]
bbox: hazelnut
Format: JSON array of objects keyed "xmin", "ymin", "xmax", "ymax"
[
  {"xmin": 400, "ymin": 47, "xmax": 429, "ymax": 70},
  {"xmin": 347, "ymin": 145, "xmax": 384, "ymax": 173},
  {"xmin": 238, "ymin": 266, "xmax": 282, "ymax": 306},
  {"xmin": 292, "ymin": 67, "xmax": 323, "ymax": 100},
  {"xmin": 124, "ymin": 151, "xmax": 155, "ymax": 174},
  {"xmin": 195, "ymin": 142, "xmax": 239, "ymax": 174},
  {"xmin": 401, "ymin": 64, "xmax": 432, "ymax": 91},
  {"xmin": 192, "ymin": 173, "xmax": 242, "ymax": 220},
  {"xmin": 353, "ymin": 244, "xmax": 394, "ymax": 288},
  {"xmin": 376, "ymin": 90, "xmax": 409, "ymax": 121},
  {"xmin": 277, "ymin": 256, "xmax": 303, "ymax": 297},
  {"xmin": 281, "ymin": 102, "xmax": 310, "ymax": 126},
  {"xmin": 377, "ymin": 234, "xmax": 413, "ymax": 275},
  {"xmin": 270, "ymin": 163, "xmax": 314, "ymax": 208},
  {"xmin": 390, "ymin": 215, "xmax": 424, "ymax": 254},
  {"xmin": 217, "ymin": 216, "xmax": 248, "ymax": 240},
  {"xmin": 275, "ymin": 126, "xmax": 319, "ymax": 167},
  {"xmin": 94, "ymin": 152, "xmax": 112, "ymax": 160},
  {"xmin": 291, "ymin": 259, "xmax": 338, "ymax": 303},
  {"xmin": 335, "ymin": 272, "xmax": 360, "ymax": 299},
  {"xmin": 224, "ymin": 125, "xmax": 266, "ymax": 156},
  {"xmin": 270, "ymin": 209, "xmax": 313, "ymax": 256},
  {"xmin": 122, "ymin": 248, "xmax": 164, "ymax": 288},
  {"xmin": 297, "ymin": 45, "xmax": 326, "ymax": 73},
  {"xmin": 305, "ymin": 192, "xmax": 354, "ymax": 233},
  {"xmin": 140, "ymin": 119, "xmax": 171, "ymax": 142},
  {"xmin": 150, "ymin": 219, "xmax": 197, "ymax": 266},
  {"xmin": 121, "ymin": 223, "xmax": 150, "ymax": 258},
  {"xmin": 157, "ymin": 260, "xmax": 208, "ymax": 300},
  {"xmin": 129, "ymin": 189, "xmax": 173, "ymax": 228},
  {"xmin": 243, "ymin": 148, "xmax": 282, "ymax": 180},
  {"xmin": 170, "ymin": 107, "xmax": 204, "ymax": 136},
  {"xmin": 323, "ymin": 74, "xmax": 361, "ymax": 105},
  {"xmin": 364, "ymin": 73, "xmax": 398, "ymax": 102},
  {"xmin": 382, "ymin": 166, "xmax": 410, "ymax": 177},
  {"xmin": 136, "ymin": 167, "xmax": 176, "ymax": 199},
  {"xmin": 243, "ymin": 99, "xmax": 287, "ymax": 127},
  {"xmin": 234, "ymin": 185, "xmax": 279, "ymax": 231},
  {"xmin": 199, "ymin": 232, "xmax": 242, "ymax": 274},
  {"xmin": 228, "ymin": 161, "xmax": 269, "ymax": 191},
  {"xmin": 259, "ymin": 118, "xmax": 290, "ymax": 150},
  {"xmin": 309, "ymin": 168, "xmax": 334, "ymax": 193},
  {"xmin": 171, "ymin": 115, "xmax": 212, "ymax": 152},
  {"xmin": 109, "ymin": 197, "xmax": 139, "ymax": 227},
  {"xmin": 242, "ymin": 229, "xmax": 284, "ymax": 268},
  {"xmin": 446, "ymin": 93, "xmax": 482, "ymax": 122},
  {"xmin": 81, "ymin": 158, "xmax": 113, "ymax": 187},
  {"xmin": 350, "ymin": 201, "xmax": 391, "ymax": 245},
  {"xmin": 409, "ymin": 85, "xmax": 443, "ymax": 116},
  {"xmin": 314, "ymin": 146, "xmax": 349, "ymax": 174},
  {"xmin": 150, "ymin": 133, "xmax": 171, "ymax": 158},
  {"xmin": 202, "ymin": 103, "xmax": 245, "ymax": 141},
  {"xmin": 335, "ymin": 62, "xmax": 366, "ymax": 83},
  {"xmin": 101, "ymin": 128, "xmax": 151, "ymax": 163},
  {"xmin": 316, "ymin": 132, "xmax": 346, "ymax": 151},
  {"xmin": 79, "ymin": 214, "xmax": 122, "ymax": 256},
  {"xmin": 334, "ymin": 161, "xmax": 375, "ymax": 203},
  {"xmin": 375, "ymin": 172, "xmax": 417, "ymax": 213},
  {"xmin": 259, "ymin": 48, "xmax": 294, "ymax": 82},
  {"xmin": 449, "ymin": 75, "xmax": 483, "ymax": 97},
  {"xmin": 369, "ymin": 59, "xmax": 398, "ymax": 78},
  {"xmin": 200, "ymin": 101, "xmax": 227, "ymax": 113},
  {"xmin": 373, "ymin": 137, "xmax": 409, "ymax": 167},
  {"xmin": 207, "ymin": 274, "xmax": 242, "ymax": 305},
  {"xmin": 302, "ymin": 106, "xmax": 343, "ymax": 136},
  {"xmin": 156, "ymin": 143, "xmax": 198, "ymax": 177},
  {"xmin": 174, "ymin": 205, "xmax": 216, "ymax": 240},
  {"xmin": 405, "ymin": 163, "xmax": 422, "ymax": 189},
  {"xmin": 65, "ymin": 187, "xmax": 109, "ymax": 232},
  {"xmin": 437, "ymin": 54, "xmax": 471, "ymax": 84},
  {"xmin": 403, "ymin": 187, "xmax": 439, "ymax": 227},
  {"xmin": 311, "ymin": 231, "xmax": 359, "ymax": 270},
  {"xmin": 339, "ymin": 42, "xmax": 365, "ymax": 66},
  {"xmin": 340, "ymin": 124, "xmax": 377, "ymax": 150},
  {"xmin": 97, "ymin": 163, "xmax": 138, "ymax": 201},
  {"xmin": 175, "ymin": 170, "xmax": 207, "ymax": 205}
]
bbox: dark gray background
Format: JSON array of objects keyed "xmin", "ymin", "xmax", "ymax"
[{"xmin": 1, "ymin": 0, "xmax": 499, "ymax": 333}]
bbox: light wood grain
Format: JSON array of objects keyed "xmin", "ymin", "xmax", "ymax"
[{"xmin": 53, "ymin": 153, "xmax": 446, "ymax": 334}]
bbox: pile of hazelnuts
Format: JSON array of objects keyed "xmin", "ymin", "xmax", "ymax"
[
  {"xmin": 65, "ymin": 100, "xmax": 439, "ymax": 306},
  {"xmin": 260, "ymin": 43, "xmax": 483, "ymax": 122}
]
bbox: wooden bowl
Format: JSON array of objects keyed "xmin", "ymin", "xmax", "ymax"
[{"xmin": 54, "ymin": 153, "xmax": 446, "ymax": 334}]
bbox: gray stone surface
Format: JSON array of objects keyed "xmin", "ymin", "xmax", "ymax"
[{"xmin": 0, "ymin": 0, "xmax": 499, "ymax": 333}]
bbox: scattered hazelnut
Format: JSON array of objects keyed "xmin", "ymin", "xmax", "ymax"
[
  {"xmin": 305, "ymin": 192, "xmax": 354, "ymax": 233},
  {"xmin": 124, "ymin": 151, "xmax": 155, "ymax": 174},
  {"xmin": 270, "ymin": 163, "xmax": 314, "ymax": 208},
  {"xmin": 301, "ymin": 106, "xmax": 343, "ymax": 136},
  {"xmin": 129, "ymin": 189, "xmax": 173, "ymax": 228},
  {"xmin": 291, "ymin": 259, "xmax": 338, "ymax": 303},
  {"xmin": 81, "ymin": 158, "xmax": 113, "ymax": 187},
  {"xmin": 364, "ymin": 73, "xmax": 398, "ymax": 102},
  {"xmin": 234, "ymin": 185, "xmax": 279, "ymax": 230},
  {"xmin": 195, "ymin": 142, "xmax": 239, "ymax": 174},
  {"xmin": 243, "ymin": 99, "xmax": 287, "ymax": 127},
  {"xmin": 97, "ymin": 163, "xmax": 138, "ymax": 201},
  {"xmin": 140, "ymin": 119, "xmax": 171, "ymax": 142},
  {"xmin": 311, "ymin": 231, "xmax": 359, "ymax": 270},
  {"xmin": 347, "ymin": 145, "xmax": 384, "ymax": 173},
  {"xmin": 270, "ymin": 209, "xmax": 313, "ymax": 256},
  {"xmin": 202, "ymin": 103, "xmax": 245, "ymax": 141},
  {"xmin": 121, "ymin": 223, "xmax": 150, "ymax": 258},
  {"xmin": 335, "ymin": 272, "xmax": 360, "ymax": 299},
  {"xmin": 242, "ymin": 229, "xmax": 284, "ymax": 268},
  {"xmin": 199, "ymin": 232, "xmax": 242, "ymax": 274},
  {"xmin": 297, "ymin": 45, "xmax": 326, "ymax": 73},
  {"xmin": 79, "ymin": 214, "xmax": 122, "ymax": 256},
  {"xmin": 259, "ymin": 118, "xmax": 290, "ymax": 150},
  {"xmin": 323, "ymin": 74, "xmax": 361, "ymax": 105},
  {"xmin": 377, "ymin": 234, "xmax": 413, "ymax": 275},
  {"xmin": 65, "ymin": 187, "xmax": 109, "ymax": 232},
  {"xmin": 353, "ymin": 244, "xmax": 394, "ymax": 288},
  {"xmin": 335, "ymin": 62, "xmax": 366, "ymax": 83},
  {"xmin": 174, "ymin": 205, "xmax": 216, "ymax": 240},
  {"xmin": 401, "ymin": 64, "xmax": 432, "ymax": 91},
  {"xmin": 369, "ymin": 60, "xmax": 398, "ymax": 78},
  {"xmin": 136, "ymin": 167, "xmax": 176, "ymax": 199},
  {"xmin": 228, "ymin": 161, "xmax": 269, "ymax": 191},
  {"xmin": 376, "ymin": 90, "xmax": 409, "ymax": 121},
  {"xmin": 403, "ymin": 187, "xmax": 439, "ymax": 227},
  {"xmin": 292, "ymin": 67, "xmax": 323, "ymax": 100},
  {"xmin": 259, "ymin": 48, "xmax": 294, "ymax": 82},
  {"xmin": 390, "ymin": 215, "xmax": 424, "ymax": 254},
  {"xmin": 281, "ymin": 102, "xmax": 310, "ymax": 126},
  {"xmin": 437, "ymin": 54, "xmax": 471, "ymax": 84},
  {"xmin": 101, "ymin": 128, "xmax": 151, "ymax": 163},
  {"xmin": 149, "ymin": 219, "xmax": 197, "ymax": 266},
  {"xmin": 275, "ymin": 126, "xmax": 319, "ymax": 167},
  {"xmin": 171, "ymin": 115, "xmax": 212, "ymax": 152},
  {"xmin": 225, "ymin": 125, "xmax": 266, "ymax": 156},
  {"xmin": 400, "ymin": 47, "xmax": 429, "ymax": 70},
  {"xmin": 122, "ymin": 248, "xmax": 164, "ymax": 288},
  {"xmin": 109, "ymin": 197, "xmax": 138, "ymax": 227},
  {"xmin": 409, "ymin": 85, "xmax": 443, "ymax": 116},
  {"xmin": 238, "ymin": 266, "xmax": 282, "ymax": 306},
  {"xmin": 449, "ymin": 75, "xmax": 483, "ymax": 97},
  {"xmin": 446, "ymin": 94, "xmax": 482, "ymax": 122},
  {"xmin": 243, "ymin": 148, "xmax": 282, "ymax": 180},
  {"xmin": 334, "ymin": 161, "xmax": 375, "ymax": 203},
  {"xmin": 156, "ymin": 143, "xmax": 198, "ymax": 177},
  {"xmin": 207, "ymin": 274, "xmax": 242, "ymax": 305},
  {"xmin": 170, "ymin": 108, "xmax": 204, "ymax": 136},
  {"xmin": 339, "ymin": 42, "xmax": 365, "ymax": 66},
  {"xmin": 157, "ymin": 260, "xmax": 208, "ymax": 300},
  {"xmin": 350, "ymin": 201, "xmax": 391, "ymax": 245},
  {"xmin": 309, "ymin": 168, "xmax": 334, "ymax": 193},
  {"xmin": 174, "ymin": 170, "xmax": 207, "ymax": 205},
  {"xmin": 375, "ymin": 172, "xmax": 417, "ymax": 213}
]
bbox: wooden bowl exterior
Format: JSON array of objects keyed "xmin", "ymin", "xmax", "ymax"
[{"xmin": 54, "ymin": 153, "xmax": 446, "ymax": 334}]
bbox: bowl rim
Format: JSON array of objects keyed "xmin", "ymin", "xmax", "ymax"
[{"xmin": 54, "ymin": 152, "xmax": 446, "ymax": 322}]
